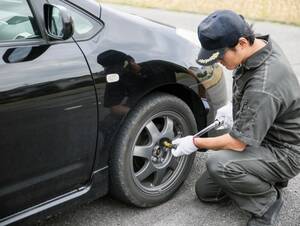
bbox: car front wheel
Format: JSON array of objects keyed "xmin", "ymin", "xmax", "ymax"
[{"xmin": 110, "ymin": 92, "xmax": 199, "ymax": 207}]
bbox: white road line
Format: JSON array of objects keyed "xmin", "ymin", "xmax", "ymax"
[{"xmin": 64, "ymin": 105, "xmax": 83, "ymax": 111}]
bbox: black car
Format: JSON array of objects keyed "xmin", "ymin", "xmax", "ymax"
[{"xmin": 0, "ymin": 0, "xmax": 226, "ymax": 225}]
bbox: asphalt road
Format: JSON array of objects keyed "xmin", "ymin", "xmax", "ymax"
[{"xmin": 39, "ymin": 4, "xmax": 300, "ymax": 226}]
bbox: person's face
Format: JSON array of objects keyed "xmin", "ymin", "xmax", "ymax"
[{"xmin": 218, "ymin": 38, "xmax": 248, "ymax": 70}]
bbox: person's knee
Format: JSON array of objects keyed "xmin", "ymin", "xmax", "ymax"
[
  {"xmin": 195, "ymin": 172, "xmax": 228, "ymax": 203},
  {"xmin": 206, "ymin": 152, "xmax": 227, "ymax": 178}
]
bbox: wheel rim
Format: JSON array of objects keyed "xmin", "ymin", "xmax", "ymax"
[{"xmin": 130, "ymin": 111, "xmax": 189, "ymax": 194}]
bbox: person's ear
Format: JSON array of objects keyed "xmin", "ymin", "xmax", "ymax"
[{"xmin": 238, "ymin": 37, "xmax": 249, "ymax": 49}]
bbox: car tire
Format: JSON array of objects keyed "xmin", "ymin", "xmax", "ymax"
[{"xmin": 110, "ymin": 92, "xmax": 199, "ymax": 207}]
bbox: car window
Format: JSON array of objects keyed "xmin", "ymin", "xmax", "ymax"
[
  {"xmin": 0, "ymin": 0, "xmax": 41, "ymax": 42},
  {"xmin": 49, "ymin": 0, "xmax": 103, "ymax": 41}
]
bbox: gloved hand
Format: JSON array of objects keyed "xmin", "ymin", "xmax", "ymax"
[
  {"xmin": 215, "ymin": 102, "xmax": 233, "ymax": 130},
  {"xmin": 171, "ymin": 136, "xmax": 198, "ymax": 157}
]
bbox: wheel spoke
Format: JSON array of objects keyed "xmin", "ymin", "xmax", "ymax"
[
  {"xmin": 145, "ymin": 120, "xmax": 161, "ymax": 144},
  {"xmin": 133, "ymin": 145, "xmax": 153, "ymax": 160},
  {"xmin": 161, "ymin": 116, "xmax": 174, "ymax": 138},
  {"xmin": 131, "ymin": 111, "xmax": 189, "ymax": 191},
  {"xmin": 153, "ymin": 168, "xmax": 167, "ymax": 186},
  {"xmin": 135, "ymin": 162, "xmax": 155, "ymax": 181}
]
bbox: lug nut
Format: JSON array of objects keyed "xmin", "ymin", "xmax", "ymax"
[{"xmin": 151, "ymin": 156, "xmax": 158, "ymax": 162}]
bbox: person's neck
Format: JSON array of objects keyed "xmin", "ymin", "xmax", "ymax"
[{"xmin": 242, "ymin": 38, "xmax": 266, "ymax": 63}]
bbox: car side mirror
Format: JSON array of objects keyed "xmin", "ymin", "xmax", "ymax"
[{"xmin": 44, "ymin": 4, "xmax": 74, "ymax": 40}]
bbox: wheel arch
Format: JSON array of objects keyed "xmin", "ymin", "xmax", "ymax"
[
  {"xmin": 149, "ymin": 84, "xmax": 207, "ymax": 132},
  {"xmin": 103, "ymin": 84, "xmax": 207, "ymax": 164}
]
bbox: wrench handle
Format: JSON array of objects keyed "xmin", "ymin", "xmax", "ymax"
[
  {"xmin": 166, "ymin": 119, "xmax": 223, "ymax": 150},
  {"xmin": 193, "ymin": 119, "xmax": 223, "ymax": 138}
]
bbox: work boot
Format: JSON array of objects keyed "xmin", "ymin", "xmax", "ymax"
[{"xmin": 247, "ymin": 190, "xmax": 283, "ymax": 226}]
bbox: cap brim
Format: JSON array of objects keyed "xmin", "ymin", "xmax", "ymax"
[{"xmin": 196, "ymin": 47, "xmax": 225, "ymax": 66}]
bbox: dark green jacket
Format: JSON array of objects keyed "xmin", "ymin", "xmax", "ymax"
[{"xmin": 229, "ymin": 35, "xmax": 300, "ymax": 154}]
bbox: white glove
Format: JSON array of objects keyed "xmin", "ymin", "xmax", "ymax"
[
  {"xmin": 171, "ymin": 136, "xmax": 198, "ymax": 157},
  {"xmin": 215, "ymin": 102, "xmax": 233, "ymax": 130}
]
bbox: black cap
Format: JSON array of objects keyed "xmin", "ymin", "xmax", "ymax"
[{"xmin": 197, "ymin": 10, "xmax": 247, "ymax": 65}]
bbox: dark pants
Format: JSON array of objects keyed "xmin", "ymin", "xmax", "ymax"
[{"xmin": 195, "ymin": 144, "xmax": 300, "ymax": 216}]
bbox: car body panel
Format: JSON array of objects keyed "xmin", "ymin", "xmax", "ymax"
[
  {"xmin": 99, "ymin": 6, "xmax": 199, "ymax": 68},
  {"xmin": 0, "ymin": 0, "xmax": 98, "ymax": 219},
  {"xmin": 0, "ymin": 0, "xmax": 210, "ymax": 224},
  {"xmin": 0, "ymin": 43, "xmax": 98, "ymax": 218}
]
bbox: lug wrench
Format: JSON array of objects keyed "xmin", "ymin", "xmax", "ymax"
[{"xmin": 162, "ymin": 119, "xmax": 224, "ymax": 150}]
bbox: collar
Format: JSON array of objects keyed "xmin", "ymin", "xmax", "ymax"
[{"xmin": 243, "ymin": 35, "xmax": 272, "ymax": 70}]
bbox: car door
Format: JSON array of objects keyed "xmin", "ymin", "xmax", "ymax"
[{"xmin": 0, "ymin": 0, "xmax": 98, "ymax": 218}]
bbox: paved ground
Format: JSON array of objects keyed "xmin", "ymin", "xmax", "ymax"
[{"xmin": 39, "ymin": 4, "xmax": 300, "ymax": 226}]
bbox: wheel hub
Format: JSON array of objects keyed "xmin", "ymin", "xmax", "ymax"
[
  {"xmin": 151, "ymin": 139, "xmax": 172, "ymax": 166},
  {"xmin": 152, "ymin": 145, "xmax": 162, "ymax": 157}
]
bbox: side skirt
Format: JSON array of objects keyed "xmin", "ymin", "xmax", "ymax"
[{"xmin": 0, "ymin": 166, "xmax": 109, "ymax": 226}]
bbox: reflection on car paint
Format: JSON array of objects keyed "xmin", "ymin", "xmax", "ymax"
[{"xmin": 3, "ymin": 45, "xmax": 49, "ymax": 63}]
